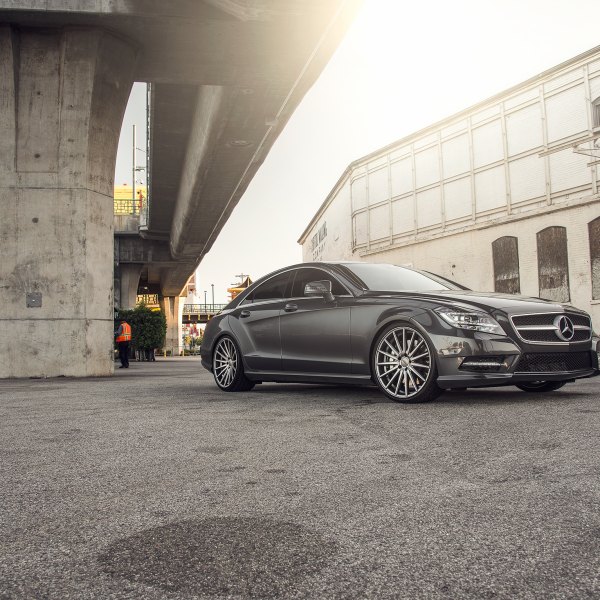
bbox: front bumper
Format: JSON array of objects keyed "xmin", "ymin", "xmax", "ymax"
[
  {"xmin": 436, "ymin": 367, "xmax": 598, "ymax": 389},
  {"xmin": 426, "ymin": 328, "xmax": 599, "ymax": 389}
]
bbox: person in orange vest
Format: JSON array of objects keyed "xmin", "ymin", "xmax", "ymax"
[{"xmin": 115, "ymin": 319, "xmax": 132, "ymax": 369}]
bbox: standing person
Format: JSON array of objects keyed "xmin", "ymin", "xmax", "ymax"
[{"xmin": 115, "ymin": 318, "xmax": 132, "ymax": 369}]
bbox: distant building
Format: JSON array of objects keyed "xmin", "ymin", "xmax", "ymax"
[
  {"xmin": 114, "ymin": 183, "xmax": 146, "ymax": 215},
  {"xmin": 299, "ymin": 46, "xmax": 600, "ymax": 326},
  {"xmin": 184, "ymin": 273, "xmax": 200, "ymax": 305},
  {"xmin": 228, "ymin": 276, "xmax": 253, "ymax": 301}
]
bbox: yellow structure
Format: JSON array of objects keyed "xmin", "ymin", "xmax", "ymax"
[
  {"xmin": 227, "ymin": 276, "xmax": 253, "ymax": 300},
  {"xmin": 135, "ymin": 294, "xmax": 160, "ymax": 309},
  {"xmin": 114, "ymin": 184, "xmax": 146, "ymax": 215}
]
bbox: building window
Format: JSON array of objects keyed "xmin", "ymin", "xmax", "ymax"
[
  {"xmin": 590, "ymin": 217, "xmax": 600, "ymax": 300},
  {"xmin": 537, "ymin": 226, "xmax": 570, "ymax": 302},
  {"xmin": 593, "ymin": 97, "xmax": 600, "ymax": 129},
  {"xmin": 492, "ymin": 236, "xmax": 520, "ymax": 294}
]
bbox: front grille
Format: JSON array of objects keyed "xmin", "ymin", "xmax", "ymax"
[
  {"xmin": 514, "ymin": 352, "xmax": 592, "ymax": 373},
  {"xmin": 510, "ymin": 312, "xmax": 591, "ymax": 344},
  {"xmin": 515, "ymin": 329, "xmax": 590, "ymax": 343},
  {"xmin": 511, "ymin": 314, "xmax": 590, "ymax": 327}
]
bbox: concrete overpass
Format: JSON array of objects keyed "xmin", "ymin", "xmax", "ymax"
[{"xmin": 0, "ymin": 0, "xmax": 362, "ymax": 377}]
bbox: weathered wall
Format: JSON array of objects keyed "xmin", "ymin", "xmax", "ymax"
[
  {"xmin": 0, "ymin": 26, "xmax": 136, "ymax": 377},
  {"xmin": 301, "ymin": 47, "xmax": 600, "ymax": 329},
  {"xmin": 303, "ymin": 198, "xmax": 600, "ymax": 330}
]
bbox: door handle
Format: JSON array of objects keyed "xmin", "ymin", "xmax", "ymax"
[
  {"xmin": 240, "ymin": 310, "xmax": 251, "ymax": 318},
  {"xmin": 284, "ymin": 303, "xmax": 298, "ymax": 312}
]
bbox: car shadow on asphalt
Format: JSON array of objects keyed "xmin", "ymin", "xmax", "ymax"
[
  {"xmin": 251, "ymin": 382, "xmax": 386, "ymax": 404},
  {"xmin": 236, "ymin": 381, "xmax": 596, "ymax": 409},
  {"xmin": 435, "ymin": 386, "xmax": 594, "ymax": 407}
]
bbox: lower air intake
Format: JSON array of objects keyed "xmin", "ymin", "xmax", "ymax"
[{"xmin": 515, "ymin": 352, "xmax": 592, "ymax": 373}]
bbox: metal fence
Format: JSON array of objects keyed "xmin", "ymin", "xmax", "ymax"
[
  {"xmin": 183, "ymin": 304, "xmax": 227, "ymax": 314},
  {"xmin": 114, "ymin": 198, "xmax": 140, "ymax": 215}
]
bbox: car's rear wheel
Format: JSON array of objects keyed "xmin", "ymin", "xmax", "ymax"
[
  {"xmin": 213, "ymin": 336, "xmax": 255, "ymax": 392},
  {"xmin": 515, "ymin": 381, "xmax": 566, "ymax": 393},
  {"xmin": 372, "ymin": 324, "xmax": 442, "ymax": 403}
]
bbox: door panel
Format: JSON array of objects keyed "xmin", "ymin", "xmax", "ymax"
[
  {"xmin": 229, "ymin": 301, "xmax": 284, "ymax": 371},
  {"xmin": 227, "ymin": 270, "xmax": 291, "ymax": 372},
  {"xmin": 280, "ymin": 297, "xmax": 352, "ymax": 374}
]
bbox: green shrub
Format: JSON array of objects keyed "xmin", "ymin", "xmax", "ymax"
[{"xmin": 116, "ymin": 303, "xmax": 166, "ymax": 351}]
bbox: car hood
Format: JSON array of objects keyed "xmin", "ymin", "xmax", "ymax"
[{"xmin": 363, "ymin": 289, "xmax": 587, "ymax": 315}]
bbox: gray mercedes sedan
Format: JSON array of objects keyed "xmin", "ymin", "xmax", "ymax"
[{"xmin": 201, "ymin": 262, "xmax": 599, "ymax": 403}]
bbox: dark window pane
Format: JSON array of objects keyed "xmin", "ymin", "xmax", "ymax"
[
  {"xmin": 594, "ymin": 97, "xmax": 600, "ymax": 128},
  {"xmin": 252, "ymin": 272, "xmax": 290, "ymax": 301},
  {"xmin": 345, "ymin": 263, "xmax": 457, "ymax": 292},
  {"xmin": 291, "ymin": 268, "xmax": 348, "ymax": 297},
  {"xmin": 589, "ymin": 217, "xmax": 600, "ymax": 300},
  {"xmin": 537, "ymin": 226, "xmax": 570, "ymax": 302},
  {"xmin": 492, "ymin": 236, "xmax": 520, "ymax": 294}
]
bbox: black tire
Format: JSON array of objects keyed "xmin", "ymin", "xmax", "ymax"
[
  {"xmin": 212, "ymin": 336, "xmax": 255, "ymax": 392},
  {"xmin": 516, "ymin": 381, "xmax": 566, "ymax": 393},
  {"xmin": 371, "ymin": 323, "xmax": 442, "ymax": 403}
]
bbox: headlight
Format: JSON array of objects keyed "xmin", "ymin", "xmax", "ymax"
[{"xmin": 435, "ymin": 307, "xmax": 504, "ymax": 334}]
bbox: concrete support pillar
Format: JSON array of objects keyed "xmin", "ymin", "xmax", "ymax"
[
  {"xmin": 118, "ymin": 264, "xmax": 143, "ymax": 310},
  {"xmin": 160, "ymin": 296, "xmax": 184, "ymax": 356},
  {"xmin": 0, "ymin": 26, "xmax": 136, "ymax": 377}
]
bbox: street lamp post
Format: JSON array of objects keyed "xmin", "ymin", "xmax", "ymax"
[
  {"xmin": 211, "ymin": 284, "xmax": 214, "ymax": 311},
  {"xmin": 204, "ymin": 290, "xmax": 207, "ymax": 311}
]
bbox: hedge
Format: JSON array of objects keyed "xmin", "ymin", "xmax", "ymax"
[{"xmin": 116, "ymin": 303, "xmax": 167, "ymax": 351}]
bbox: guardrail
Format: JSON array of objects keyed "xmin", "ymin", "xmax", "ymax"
[
  {"xmin": 183, "ymin": 304, "xmax": 227, "ymax": 314},
  {"xmin": 114, "ymin": 198, "xmax": 141, "ymax": 215}
]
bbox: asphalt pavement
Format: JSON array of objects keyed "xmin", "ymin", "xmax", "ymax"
[{"xmin": 0, "ymin": 357, "xmax": 599, "ymax": 599}]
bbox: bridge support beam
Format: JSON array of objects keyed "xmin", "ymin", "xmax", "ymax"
[
  {"xmin": 0, "ymin": 26, "xmax": 136, "ymax": 378},
  {"xmin": 160, "ymin": 296, "xmax": 184, "ymax": 356},
  {"xmin": 117, "ymin": 264, "xmax": 143, "ymax": 310}
]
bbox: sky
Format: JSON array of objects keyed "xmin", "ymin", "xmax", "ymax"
[{"xmin": 115, "ymin": 0, "xmax": 600, "ymax": 304}]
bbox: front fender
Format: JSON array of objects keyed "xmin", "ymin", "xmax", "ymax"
[{"xmin": 350, "ymin": 300, "xmax": 428, "ymax": 376}]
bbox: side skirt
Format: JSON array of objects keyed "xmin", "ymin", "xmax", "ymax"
[{"xmin": 245, "ymin": 370, "xmax": 374, "ymax": 386}]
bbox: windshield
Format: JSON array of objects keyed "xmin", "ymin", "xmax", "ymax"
[{"xmin": 344, "ymin": 263, "xmax": 462, "ymax": 292}]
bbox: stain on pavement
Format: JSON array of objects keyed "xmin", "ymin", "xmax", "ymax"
[{"xmin": 99, "ymin": 516, "xmax": 337, "ymax": 598}]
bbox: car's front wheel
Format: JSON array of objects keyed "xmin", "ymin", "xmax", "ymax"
[
  {"xmin": 372, "ymin": 324, "xmax": 442, "ymax": 403},
  {"xmin": 515, "ymin": 381, "xmax": 566, "ymax": 393},
  {"xmin": 212, "ymin": 336, "xmax": 255, "ymax": 392}
]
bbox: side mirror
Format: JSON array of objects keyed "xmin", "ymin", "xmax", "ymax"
[{"xmin": 304, "ymin": 280, "xmax": 334, "ymax": 302}]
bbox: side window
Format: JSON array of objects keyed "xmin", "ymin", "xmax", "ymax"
[
  {"xmin": 537, "ymin": 226, "xmax": 570, "ymax": 302},
  {"xmin": 291, "ymin": 268, "xmax": 348, "ymax": 297},
  {"xmin": 593, "ymin": 96, "xmax": 600, "ymax": 129},
  {"xmin": 492, "ymin": 236, "xmax": 520, "ymax": 294},
  {"xmin": 252, "ymin": 271, "xmax": 290, "ymax": 302}
]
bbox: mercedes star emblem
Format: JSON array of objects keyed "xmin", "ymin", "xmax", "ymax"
[{"xmin": 554, "ymin": 315, "xmax": 575, "ymax": 341}]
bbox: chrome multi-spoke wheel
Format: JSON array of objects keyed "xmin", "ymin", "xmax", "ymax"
[
  {"xmin": 214, "ymin": 337, "xmax": 238, "ymax": 388},
  {"xmin": 212, "ymin": 336, "xmax": 254, "ymax": 392},
  {"xmin": 373, "ymin": 325, "xmax": 440, "ymax": 403}
]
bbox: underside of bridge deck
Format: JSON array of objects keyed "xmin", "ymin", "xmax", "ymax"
[{"xmin": 0, "ymin": 0, "xmax": 362, "ymax": 376}]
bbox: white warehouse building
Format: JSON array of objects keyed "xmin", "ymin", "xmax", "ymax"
[{"xmin": 299, "ymin": 46, "xmax": 600, "ymax": 327}]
